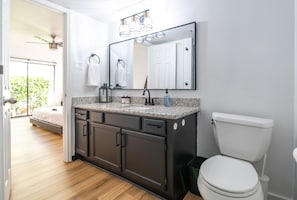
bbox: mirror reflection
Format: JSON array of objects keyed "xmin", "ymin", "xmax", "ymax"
[{"xmin": 109, "ymin": 22, "xmax": 196, "ymax": 90}]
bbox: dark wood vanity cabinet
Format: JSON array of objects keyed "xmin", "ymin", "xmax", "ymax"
[
  {"xmin": 121, "ymin": 129, "xmax": 167, "ymax": 191},
  {"xmin": 74, "ymin": 108, "xmax": 197, "ymax": 200},
  {"xmin": 89, "ymin": 123, "xmax": 121, "ymax": 173},
  {"xmin": 74, "ymin": 109, "xmax": 88, "ymax": 157}
]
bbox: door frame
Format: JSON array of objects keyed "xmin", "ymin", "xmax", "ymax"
[
  {"xmin": 1, "ymin": 0, "xmax": 12, "ymax": 199},
  {"xmin": 29, "ymin": 0, "xmax": 73, "ymax": 162}
]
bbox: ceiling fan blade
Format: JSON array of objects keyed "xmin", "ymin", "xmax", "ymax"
[
  {"xmin": 29, "ymin": 34, "xmax": 62, "ymax": 50},
  {"xmin": 34, "ymin": 35, "xmax": 49, "ymax": 43}
]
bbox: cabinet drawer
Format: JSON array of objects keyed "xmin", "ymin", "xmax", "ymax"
[
  {"xmin": 90, "ymin": 111, "xmax": 103, "ymax": 123},
  {"xmin": 105, "ymin": 113, "xmax": 141, "ymax": 130},
  {"xmin": 75, "ymin": 109, "xmax": 88, "ymax": 120},
  {"xmin": 143, "ymin": 118, "xmax": 166, "ymax": 136}
]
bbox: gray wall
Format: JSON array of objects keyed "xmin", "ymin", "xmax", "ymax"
[
  {"xmin": 293, "ymin": 0, "xmax": 297, "ymax": 199},
  {"xmin": 107, "ymin": 0, "xmax": 296, "ymax": 199}
]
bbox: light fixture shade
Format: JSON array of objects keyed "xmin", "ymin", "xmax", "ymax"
[
  {"xmin": 145, "ymin": 34, "xmax": 154, "ymax": 41},
  {"xmin": 141, "ymin": 10, "xmax": 153, "ymax": 31},
  {"xmin": 130, "ymin": 15, "xmax": 141, "ymax": 35},
  {"xmin": 135, "ymin": 36, "xmax": 145, "ymax": 43},
  {"xmin": 156, "ymin": 31, "xmax": 165, "ymax": 38},
  {"xmin": 119, "ymin": 10, "xmax": 153, "ymax": 37},
  {"xmin": 119, "ymin": 19, "xmax": 130, "ymax": 37}
]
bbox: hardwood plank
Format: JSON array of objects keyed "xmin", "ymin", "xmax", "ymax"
[{"xmin": 10, "ymin": 117, "xmax": 203, "ymax": 200}]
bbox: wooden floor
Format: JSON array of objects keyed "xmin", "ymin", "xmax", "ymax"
[{"xmin": 10, "ymin": 117, "xmax": 203, "ymax": 200}]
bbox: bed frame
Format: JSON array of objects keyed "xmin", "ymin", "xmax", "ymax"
[{"xmin": 30, "ymin": 117, "xmax": 63, "ymax": 135}]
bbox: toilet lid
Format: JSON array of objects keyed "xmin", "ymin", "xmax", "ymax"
[{"xmin": 200, "ymin": 155, "xmax": 258, "ymax": 194}]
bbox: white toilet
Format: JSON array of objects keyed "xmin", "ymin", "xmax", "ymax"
[{"xmin": 197, "ymin": 112, "xmax": 274, "ymax": 200}]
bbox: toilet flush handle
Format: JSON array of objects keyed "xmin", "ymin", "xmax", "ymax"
[
  {"xmin": 211, "ymin": 119, "xmax": 217, "ymax": 135},
  {"xmin": 211, "ymin": 119, "xmax": 216, "ymax": 126},
  {"xmin": 293, "ymin": 148, "xmax": 297, "ymax": 163}
]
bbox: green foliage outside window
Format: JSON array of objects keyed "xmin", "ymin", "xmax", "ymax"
[{"xmin": 10, "ymin": 76, "xmax": 50, "ymax": 116}]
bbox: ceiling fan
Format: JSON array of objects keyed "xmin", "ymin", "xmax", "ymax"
[{"xmin": 29, "ymin": 34, "xmax": 63, "ymax": 50}]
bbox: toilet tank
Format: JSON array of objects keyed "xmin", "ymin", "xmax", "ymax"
[{"xmin": 212, "ymin": 112, "xmax": 274, "ymax": 162}]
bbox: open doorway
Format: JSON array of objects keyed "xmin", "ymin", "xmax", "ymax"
[
  {"xmin": 10, "ymin": 0, "xmax": 66, "ymax": 158},
  {"xmin": 10, "ymin": 0, "xmax": 64, "ymax": 112}
]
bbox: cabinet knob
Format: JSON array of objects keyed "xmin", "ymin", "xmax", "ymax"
[
  {"xmin": 173, "ymin": 122, "xmax": 178, "ymax": 130},
  {"xmin": 182, "ymin": 119, "xmax": 186, "ymax": 127}
]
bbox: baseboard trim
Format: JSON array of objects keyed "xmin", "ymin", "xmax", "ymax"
[{"xmin": 268, "ymin": 192, "xmax": 293, "ymax": 200}]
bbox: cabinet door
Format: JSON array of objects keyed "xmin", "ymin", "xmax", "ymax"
[
  {"xmin": 121, "ymin": 129, "xmax": 167, "ymax": 191},
  {"xmin": 75, "ymin": 119, "xmax": 88, "ymax": 157},
  {"xmin": 89, "ymin": 123, "xmax": 121, "ymax": 173}
]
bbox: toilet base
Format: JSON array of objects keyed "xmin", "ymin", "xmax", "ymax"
[{"xmin": 197, "ymin": 175, "xmax": 264, "ymax": 200}]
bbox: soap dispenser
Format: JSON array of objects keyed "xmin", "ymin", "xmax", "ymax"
[{"xmin": 164, "ymin": 89, "xmax": 171, "ymax": 107}]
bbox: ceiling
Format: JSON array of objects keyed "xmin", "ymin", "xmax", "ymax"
[
  {"xmin": 48, "ymin": 0, "xmax": 147, "ymax": 22},
  {"xmin": 10, "ymin": 0, "xmax": 149, "ymax": 61},
  {"xmin": 10, "ymin": 0, "xmax": 64, "ymax": 61}
]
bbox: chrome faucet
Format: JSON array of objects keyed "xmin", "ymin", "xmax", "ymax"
[{"xmin": 142, "ymin": 89, "xmax": 154, "ymax": 105}]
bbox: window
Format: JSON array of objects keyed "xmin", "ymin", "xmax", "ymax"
[{"xmin": 9, "ymin": 58, "xmax": 56, "ymax": 117}]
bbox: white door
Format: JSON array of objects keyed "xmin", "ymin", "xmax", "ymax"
[
  {"xmin": 176, "ymin": 38, "xmax": 193, "ymax": 89},
  {"xmin": 148, "ymin": 43, "xmax": 176, "ymax": 89},
  {"xmin": 0, "ymin": 0, "xmax": 13, "ymax": 199}
]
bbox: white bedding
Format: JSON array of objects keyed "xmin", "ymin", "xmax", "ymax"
[{"xmin": 31, "ymin": 106, "xmax": 63, "ymax": 126}]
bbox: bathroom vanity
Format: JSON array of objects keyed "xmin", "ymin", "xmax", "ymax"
[{"xmin": 73, "ymin": 103, "xmax": 199, "ymax": 200}]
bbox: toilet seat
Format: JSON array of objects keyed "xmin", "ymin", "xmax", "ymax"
[{"xmin": 199, "ymin": 155, "xmax": 259, "ymax": 198}]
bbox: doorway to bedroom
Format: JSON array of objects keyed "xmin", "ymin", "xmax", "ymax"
[
  {"xmin": 9, "ymin": 58, "xmax": 57, "ymax": 118},
  {"xmin": 10, "ymin": 0, "xmax": 64, "ymax": 118}
]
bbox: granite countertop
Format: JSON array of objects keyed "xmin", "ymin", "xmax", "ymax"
[{"xmin": 73, "ymin": 103, "xmax": 199, "ymax": 119}]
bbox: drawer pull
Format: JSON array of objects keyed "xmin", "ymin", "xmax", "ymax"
[
  {"xmin": 83, "ymin": 124, "xmax": 87, "ymax": 136},
  {"xmin": 116, "ymin": 132, "xmax": 121, "ymax": 146},
  {"xmin": 121, "ymin": 135, "xmax": 126, "ymax": 147},
  {"xmin": 147, "ymin": 124, "xmax": 162, "ymax": 129},
  {"xmin": 75, "ymin": 113, "xmax": 85, "ymax": 116}
]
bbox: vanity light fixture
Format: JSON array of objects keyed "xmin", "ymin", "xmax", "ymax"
[
  {"xmin": 135, "ymin": 36, "xmax": 145, "ymax": 43},
  {"xmin": 119, "ymin": 19, "xmax": 130, "ymax": 37},
  {"xmin": 145, "ymin": 34, "xmax": 154, "ymax": 41},
  {"xmin": 135, "ymin": 31, "xmax": 166, "ymax": 44},
  {"xmin": 119, "ymin": 9, "xmax": 153, "ymax": 37},
  {"xmin": 155, "ymin": 31, "xmax": 165, "ymax": 38}
]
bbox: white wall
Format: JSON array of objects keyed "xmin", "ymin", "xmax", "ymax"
[
  {"xmin": 65, "ymin": 10, "xmax": 108, "ymax": 162},
  {"xmin": 107, "ymin": 0, "xmax": 296, "ymax": 199},
  {"xmin": 68, "ymin": 11, "xmax": 108, "ymax": 97}
]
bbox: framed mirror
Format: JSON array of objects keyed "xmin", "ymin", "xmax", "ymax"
[{"xmin": 109, "ymin": 22, "xmax": 196, "ymax": 90}]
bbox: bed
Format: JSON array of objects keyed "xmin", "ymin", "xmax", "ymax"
[{"xmin": 30, "ymin": 106, "xmax": 63, "ymax": 134}]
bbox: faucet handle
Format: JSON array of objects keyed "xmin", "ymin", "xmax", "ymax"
[
  {"xmin": 151, "ymin": 98, "xmax": 155, "ymax": 105},
  {"xmin": 144, "ymin": 98, "xmax": 148, "ymax": 105}
]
